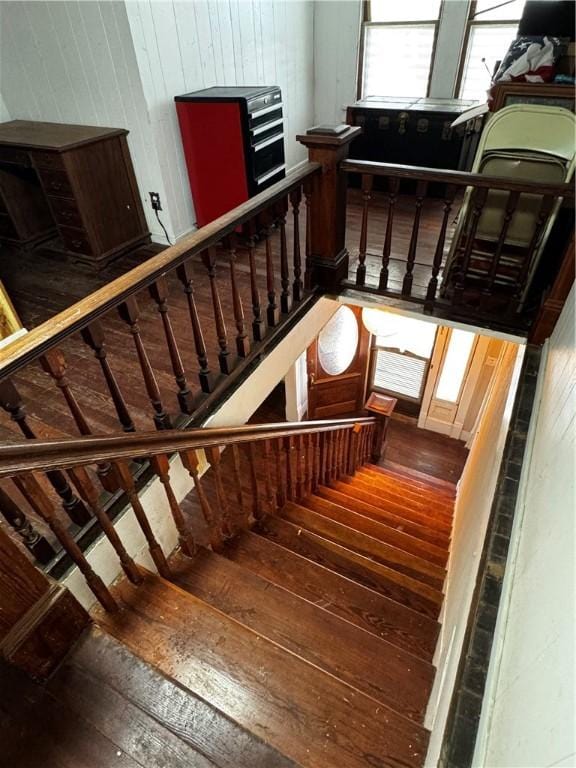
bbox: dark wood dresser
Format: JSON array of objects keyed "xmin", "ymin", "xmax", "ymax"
[{"xmin": 0, "ymin": 121, "xmax": 149, "ymax": 269}]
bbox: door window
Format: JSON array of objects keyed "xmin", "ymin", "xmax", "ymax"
[{"xmin": 318, "ymin": 306, "xmax": 359, "ymax": 375}]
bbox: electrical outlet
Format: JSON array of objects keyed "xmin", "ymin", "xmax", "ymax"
[{"xmin": 149, "ymin": 191, "xmax": 162, "ymax": 211}]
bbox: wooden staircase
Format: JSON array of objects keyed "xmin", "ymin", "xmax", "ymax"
[
  {"xmin": 97, "ymin": 460, "xmax": 454, "ymax": 768},
  {"xmin": 0, "ymin": 416, "xmax": 454, "ymax": 767}
]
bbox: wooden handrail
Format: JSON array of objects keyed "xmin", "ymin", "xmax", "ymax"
[
  {"xmin": 0, "ymin": 416, "xmax": 376, "ymax": 476},
  {"xmin": 342, "ymin": 159, "xmax": 575, "ymax": 197},
  {"xmin": 0, "ymin": 162, "xmax": 321, "ymax": 380}
]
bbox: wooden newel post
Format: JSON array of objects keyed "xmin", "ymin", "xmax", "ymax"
[
  {"xmin": 296, "ymin": 125, "xmax": 361, "ymax": 292},
  {"xmin": 0, "ymin": 525, "xmax": 89, "ymax": 680},
  {"xmin": 364, "ymin": 392, "xmax": 397, "ymax": 464}
]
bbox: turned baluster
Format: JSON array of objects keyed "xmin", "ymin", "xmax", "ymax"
[
  {"xmin": 0, "ymin": 485, "xmax": 56, "ymax": 564},
  {"xmin": 342, "ymin": 429, "xmax": 351, "ymax": 477},
  {"xmin": 176, "ymin": 260, "xmax": 215, "ymax": 393},
  {"xmin": 402, "ymin": 180, "xmax": 428, "ymax": 296},
  {"xmin": 246, "ymin": 233, "xmax": 266, "ymax": 342},
  {"xmin": 284, "ymin": 435, "xmax": 296, "ymax": 502},
  {"xmin": 303, "ymin": 180, "xmax": 312, "ymax": 290},
  {"xmin": 205, "ymin": 446, "xmax": 234, "ymax": 537},
  {"xmin": 81, "ymin": 321, "xmax": 135, "ymax": 432},
  {"xmin": 39, "ymin": 348, "xmax": 117, "ymax": 493},
  {"xmin": 201, "ymin": 248, "xmax": 234, "ymax": 374},
  {"xmin": 335, "ymin": 430, "xmax": 344, "ymax": 479},
  {"xmin": 14, "ymin": 474, "xmax": 117, "ymax": 612},
  {"xmin": 180, "ymin": 449, "xmax": 222, "ymax": 549},
  {"xmin": 278, "ymin": 209, "xmax": 291, "ymax": 314},
  {"xmin": 294, "ymin": 433, "xmax": 305, "ymax": 501},
  {"xmin": 230, "ymin": 443, "xmax": 249, "ymax": 528},
  {"xmin": 274, "ymin": 438, "xmax": 286, "ymax": 509},
  {"xmin": 262, "ymin": 439, "xmax": 276, "ymax": 513},
  {"xmin": 290, "ymin": 186, "xmax": 304, "ymax": 302},
  {"xmin": 379, "ymin": 177, "xmax": 400, "ymax": 291},
  {"xmin": 67, "ymin": 466, "xmax": 142, "ymax": 583},
  {"xmin": 327, "ymin": 431, "xmax": 336, "ymax": 485},
  {"xmin": 349, "ymin": 424, "xmax": 361, "ymax": 474},
  {"xmin": 0, "ymin": 379, "xmax": 90, "ymax": 527},
  {"xmin": 149, "ymin": 277, "xmax": 194, "ymax": 414},
  {"xmin": 246, "ymin": 442, "xmax": 261, "ymax": 520},
  {"xmin": 425, "ymin": 184, "xmax": 458, "ymax": 310},
  {"xmin": 150, "ymin": 455, "xmax": 196, "ymax": 558},
  {"xmin": 339, "ymin": 430, "xmax": 347, "ymax": 478},
  {"xmin": 312, "ymin": 432, "xmax": 321, "ymax": 492},
  {"xmin": 453, "ymin": 186, "xmax": 489, "ymax": 305},
  {"xmin": 264, "ymin": 228, "xmax": 280, "ymax": 327},
  {"xmin": 320, "ymin": 431, "xmax": 328, "ymax": 486},
  {"xmin": 511, "ymin": 194, "xmax": 556, "ymax": 311},
  {"xmin": 118, "ymin": 296, "xmax": 172, "ymax": 430},
  {"xmin": 356, "ymin": 174, "xmax": 373, "ymax": 287},
  {"xmin": 225, "ymin": 234, "xmax": 250, "ymax": 358},
  {"xmin": 113, "ymin": 461, "xmax": 171, "ymax": 579}
]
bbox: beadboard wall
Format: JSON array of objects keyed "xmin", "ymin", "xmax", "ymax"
[
  {"xmin": 125, "ymin": 0, "xmax": 314, "ymax": 240},
  {"xmin": 0, "ymin": 1, "xmax": 172, "ymax": 240},
  {"xmin": 0, "ymin": 0, "xmax": 314, "ymax": 242}
]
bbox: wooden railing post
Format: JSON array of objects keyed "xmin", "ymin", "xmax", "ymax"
[
  {"xmin": 364, "ymin": 392, "xmax": 397, "ymax": 464},
  {"xmin": 0, "ymin": 523, "xmax": 89, "ymax": 680},
  {"xmin": 297, "ymin": 125, "xmax": 361, "ymax": 291}
]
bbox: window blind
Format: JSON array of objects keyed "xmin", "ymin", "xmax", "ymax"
[{"xmin": 373, "ymin": 349, "xmax": 428, "ymax": 401}]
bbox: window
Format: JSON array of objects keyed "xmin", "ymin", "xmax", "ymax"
[
  {"xmin": 435, "ymin": 329, "xmax": 476, "ymax": 402},
  {"xmin": 365, "ymin": 310, "xmax": 437, "ymax": 402},
  {"xmin": 318, "ymin": 306, "xmax": 359, "ymax": 375},
  {"xmin": 360, "ymin": 0, "xmax": 443, "ymax": 99},
  {"xmin": 458, "ymin": 0, "xmax": 526, "ymax": 102}
]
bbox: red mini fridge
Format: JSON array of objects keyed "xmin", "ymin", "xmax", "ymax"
[{"xmin": 175, "ymin": 86, "xmax": 285, "ymax": 227}]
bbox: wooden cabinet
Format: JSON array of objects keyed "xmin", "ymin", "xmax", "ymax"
[{"xmin": 0, "ymin": 121, "xmax": 149, "ymax": 269}]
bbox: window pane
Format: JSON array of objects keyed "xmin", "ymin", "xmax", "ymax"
[
  {"xmin": 373, "ymin": 350, "xmax": 428, "ymax": 400},
  {"xmin": 363, "ymin": 25, "xmax": 436, "ymax": 98},
  {"xmin": 370, "ymin": 0, "xmax": 441, "ymax": 23},
  {"xmin": 459, "ymin": 24, "xmax": 519, "ymax": 101},
  {"xmin": 435, "ymin": 329, "xmax": 475, "ymax": 403},
  {"xmin": 318, "ymin": 306, "xmax": 358, "ymax": 375},
  {"xmin": 473, "ymin": 0, "xmax": 526, "ymax": 22}
]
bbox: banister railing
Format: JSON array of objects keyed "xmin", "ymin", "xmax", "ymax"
[
  {"xmin": 341, "ymin": 158, "xmax": 574, "ymax": 325},
  {"xmin": 0, "ymin": 416, "xmax": 379, "ymax": 613}
]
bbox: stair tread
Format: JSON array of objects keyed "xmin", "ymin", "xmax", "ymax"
[
  {"xmin": 358, "ymin": 467, "xmax": 455, "ymax": 508},
  {"xmin": 171, "ymin": 548, "xmax": 433, "ymax": 720},
  {"xmin": 50, "ymin": 628, "xmax": 293, "ymax": 768},
  {"xmin": 257, "ymin": 516, "xmax": 443, "ymax": 618},
  {"xmin": 351, "ymin": 473, "xmax": 454, "ymax": 517},
  {"xmin": 316, "ymin": 487, "xmax": 451, "ymax": 555},
  {"xmin": 222, "ymin": 530, "xmax": 440, "ymax": 661},
  {"xmin": 367, "ymin": 463, "xmax": 456, "ymax": 497},
  {"xmin": 99, "ymin": 574, "xmax": 430, "ymax": 768},
  {"xmin": 283, "ymin": 502, "xmax": 446, "ymax": 590}
]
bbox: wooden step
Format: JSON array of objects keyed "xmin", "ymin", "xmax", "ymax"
[
  {"xmin": 383, "ymin": 460, "xmax": 458, "ymax": 494},
  {"xmin": 48, "ymin": 628, "xmax": 294, "ymax": 768},
  {"xmin": 368, "ymin": 463, "xmax": 456, "ymax": 498},
  {"xmin": 282, "ymin": 503, "xmax": 446, "ymax": 590},
  {"xmin": 330, "ymin": 479, "xmax": 452, "ymax": 536},
  {"xmin": 350, "ymin": 473, "xmax": 454, "ymax": 517},
  {"xmin": 320, "ymin": 484, "xmax": 451, "ymax": 549},
  {"xmin": 98, "ymin": 574, "xmax": 430, "ymax": 768},
  {"xmin": 256, "ymin": 516, "xmax": 443, "ymax": 618},
  {"xmin": 171, "ymin": 548, "xmax": 434, "ymax": 721},
  {"xmin": 222, "ymin": 530, "xmax": 440, "ymax": 661},
  {"xmin": 358, "ymin": 467, "xmax": 455, "ymax": 513},
  {"xmin": 304, "ymin": 492, "xmax": 448, "ymax": 566}
]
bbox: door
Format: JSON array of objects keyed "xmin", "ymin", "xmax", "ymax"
[{"xmin": 307, "ymin": 305, "xmax": 370, "ymax": 419}]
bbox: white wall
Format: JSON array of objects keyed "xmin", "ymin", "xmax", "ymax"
[
  {"xmin": 0, "ymin": 0, "xmax": 315, "ymax": 242},
  {"xmin": 0, "ymin": 1, "xmax": 172, "ymax": 241},
  {"xmin": 125, "ymin": 0, "xmax": 315, "ymax": 239},
  {"xmin": 474, "ymin": 287, "xmax": 576, "ymax": 768},
  {"xmin": 0, "ymin": 93, "xmax": 9, "ymax": 123},
  {"xmin": 425, "ymin": 340, "xmax": 525, "ymax": 766},
  {"xmin": 313, "ymin": 0, "xmax": 361, "ymax": 125}
]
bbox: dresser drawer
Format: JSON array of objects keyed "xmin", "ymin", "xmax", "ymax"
[
  {"xmin": 32, "ymin": 150, "xmax": 66, "ymax": 171},
  {"xmin": 0, "ymin": 147, "xmax": 30, "ymax": 167},
  {"xmin": 38, "ymin": 169, "xmax": 74, "ymax": 198},
  {"xmin": 60, "ymin": 225, "xmax": 92, "ymax": 255},
  {"xmin": 50, "ymin": 197, "xmax": 83, "ymax": 228}
]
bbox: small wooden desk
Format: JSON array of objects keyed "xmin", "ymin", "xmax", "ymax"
[{"xmin": 0, "ymin": 120, "xmax": 149, "ymax": 269}]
